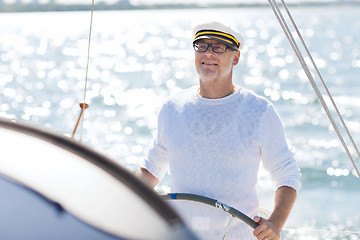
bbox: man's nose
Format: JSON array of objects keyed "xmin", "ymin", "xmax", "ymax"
[{"xmin": 204, "ymin": 44, "xmax": 215, "ymax": 55}]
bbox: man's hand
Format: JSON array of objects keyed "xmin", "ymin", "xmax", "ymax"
[
  {"xmin": 253, "ymin": 186, "xmax": 297, "ymax": 240},
  {"xmin": 253, "ymin": 216, "xmax": 281, "ymax": 240},
  {"xmin": 135, "ymin": 167, "xmax": 159, "ymax": 189}
]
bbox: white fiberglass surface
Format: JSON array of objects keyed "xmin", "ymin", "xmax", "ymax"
[{"xmin": 0, "ymin": 127, "xmax": 170, "ymax": 240}]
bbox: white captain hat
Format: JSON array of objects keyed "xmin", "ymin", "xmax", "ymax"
[{"xmin": 192, "ymin": 21, "xmax": 244, "ymax": 50}]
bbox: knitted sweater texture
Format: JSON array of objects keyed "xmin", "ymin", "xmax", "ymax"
[{"xmin": 142, "ymin": 86, "xmax": 301, "ymax": 239}]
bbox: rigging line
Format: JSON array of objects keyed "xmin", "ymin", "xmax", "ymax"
[
  {"xmin": 72, "ymin": 0, "xmax": 95, "ymax": 140},
  {"xmin": 279, "ymin": 0, "xmax": 360, "ymax": 175},
  {"xmin": 81, "ymin": 0, "xmax": 95, "ymax": 140},
  {"xmin": 84, "ymin": 0, "xmax": 95, "ymax": 108},
  {"xmin": 221, "ymin": 216, "xmax": 235, "ymax": 240},
  {"xmin": 270, "ymin": 0, "xmax": 360, "ymax": 177},
  {"xmin": 267, "ymin": 0, "xmax": 360, "ymax": 178}
]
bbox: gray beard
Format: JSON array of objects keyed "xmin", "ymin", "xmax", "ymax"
[{"xmin": 198, "ymin": 70, "xmax": 218, "ymax": 83}]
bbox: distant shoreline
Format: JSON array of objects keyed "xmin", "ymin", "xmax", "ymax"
[{"xmin": 0, "ymin": 1, "xmax": 359, "ymax": 13}]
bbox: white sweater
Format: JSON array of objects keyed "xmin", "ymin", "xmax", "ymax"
[{"xmin": 142, "ymin": 86, "xmax": 301, "ymax": 239}]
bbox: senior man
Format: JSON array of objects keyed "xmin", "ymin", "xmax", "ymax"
[{"xmin": 136, "ymin": 21, "xmax": 301, "ymax": 240}]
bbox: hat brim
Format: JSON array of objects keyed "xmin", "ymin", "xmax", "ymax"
[{"xmin": 193, "ymin": 36, "xmax": 238, "ymax": 49}]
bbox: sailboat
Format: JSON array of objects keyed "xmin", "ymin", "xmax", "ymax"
[
  {"xmin": 0, "ymin": 118, "xmax": 199, "ymax": 239},
  {"xmin": 0, "ymin": 0, "xmax": 360, "ymax": 239}
]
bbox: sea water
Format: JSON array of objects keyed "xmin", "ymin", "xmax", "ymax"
[{"xmin": 0, "ymin": 6, "xmax": 360, "ymax": 239}]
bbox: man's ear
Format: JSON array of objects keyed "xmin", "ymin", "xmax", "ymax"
[{"xmin": 233, "ymin": 51, "xmax": 240, "ymax": 66}]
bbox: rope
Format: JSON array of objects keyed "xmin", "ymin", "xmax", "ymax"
[
  {"xmin": 221, "ymin": 216, "xmax": 235, "ymax": 240},
  {"xmin": 71, "ymin": 0, "xmax": 95, "ymax": 140},
  {"xmin": 267, "ymin": 0, "xmax": 360, "ymax": 178}
]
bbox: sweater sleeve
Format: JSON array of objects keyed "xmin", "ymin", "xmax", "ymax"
[
  {"xmin": 140, "ymin": 103, "xmax": 169, "ymax": 181},
  {"xmin": 259, "ymin": 104, "xmax": 302, "ymax": 192}
]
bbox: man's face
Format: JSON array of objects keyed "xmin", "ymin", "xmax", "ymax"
[{"xmin": 194, "ymin": 39, "xmax": 240, "ymax": 83}]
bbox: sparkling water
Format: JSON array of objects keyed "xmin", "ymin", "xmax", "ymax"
[{"xmin": 1, "ymin": 6, "xmax": 360, "ymax": 239}]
